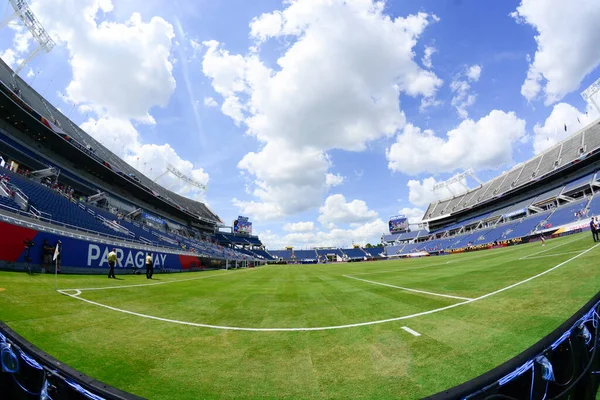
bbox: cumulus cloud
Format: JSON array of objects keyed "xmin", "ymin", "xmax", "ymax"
[
  {"xmin": 532, "ymin": 102, "xmax": 600, "ymax": 154},
  {"xmin": 283, "ymin": 221, "xmax": 315, "ymax": 232},
  {"xmin": 422, "ymin": 46, "xmax": 437, "ymax": 69},
  {"xmin": 318, "ymin": 194, "xmax": 379, "ymax": 227},
  {"xmin": 202, "ymin": 0, "xmax": 443, "ymax": 220},
  {"xmin": 259, "ymin": 218, "xmax": 388, "ymax": 249},
  {"xmin": 511, "ymin": 0, "xmax": 600, "ymax": 104},
  {"xmin": 398, "ymin": 207, "xmax": 425, "ymax": 224},
  {"xmin": 386, "ymin": 110, "xmax": 527, "ymax": 175},
  {"xmin": 81, "ymin": 117, "xmax": 209, "ymax": 199},
  {"xmin": 450, "ymin": 64, "xmax": 482, "ymax": 119},
  {"xmin": 203, "ymin": 96, "xmax": 218, "ymax": 107},
  {"xmin": 466, "ymin": 64, "xmax": 482, "ymax": 82},
  {"xmin": 29, "ymin": 0, "xmax": 176, "ymax": 123},
  {"xmin": 407, "ymin": 176, "xmax": 469, "ymax": 207},
  {"xmin": 325, "ymin": 173, "xmax": 344, "ymax": 187},
  {"xmin": 234, "ymin": 142, "xmax": 331, "ymax": 221}
]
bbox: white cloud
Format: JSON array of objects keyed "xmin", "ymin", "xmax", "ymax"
[
  {"xmin": 202, "ymin": 0, "xmax": 443, "ymax": 220},
  {"xmin": 398, "ymin": 207, "xmax": 425, "ymax": 224},
  {"xmin": 30, "ymin": 0, "xmax": 176, "ymax": 123},
  {"xmin": 386, "ymin": 110, "xmax": 527, "ymax": 175},
  {"xmin": 203, "ymin": 96, "xmax": 218, "ymax": 108},
  {"xmin": 532, "ymin": 102, "xmax": 600, "ymax": 154},
  {"xmin": 407, "ymin": 176, "xmax": 469, "ymax": 207},
  {"xmin": 325, "ymin": 173, "xmax": 344, "ymax": 187},
  {"xmin": 234, "ymin": 142, "xmax": 331, "ymax": 221},
  {"xmin": 283, "ymin": 221, "xmax": 315, "ymax": 232},
  {"xmin": 422, "ymin": 46, "xmax": 437, "ymax": 69},
  {"xmin": 466, "ymin": 64, "xmax": 482, "ymax": 82},
  {"xmin": 0, "ymin": 49, "xmax": 17, "ymax": 67},
  {"xmin": 259, "ymin": 218, "xmax": 388, "ymax": 249},
  {"xmin": 26, "ymin": 68, "xmax": 35, "ymax": 78},
  {"xmin": 450, "ymin": 64, "xmax": 482, "ymax": 119},
  {"xmin": 81, "ymin": 117, "xmax": 208, "ymax": 200},
  {"xmin": 318, "ymin": 194, "xmax": 378, "ymax": 227},
  {"xmin": 511, "ymin": 0, "xmax": 600, "ymax": 104}
]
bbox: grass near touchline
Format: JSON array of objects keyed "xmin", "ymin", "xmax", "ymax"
[{"xmin": 0, "ymin": 232, "xmax": 599, "ymax": 399}]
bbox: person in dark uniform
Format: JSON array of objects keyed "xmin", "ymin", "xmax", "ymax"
[
  {"xmin": 41, "ymin": 239, "xmax": 53, "ymax": 273},
  {"xmin": 145, "ymin": 252, "xmax": 154, "ymax": 279},
  {"xmin": 590, "ymin": 218, "xmax": 598, "ymax": 242}
]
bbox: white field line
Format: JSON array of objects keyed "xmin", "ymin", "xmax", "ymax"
[
  {"xmin": 519, "ymin": 235, "xmax": 586, "ymax": 260},
  {"xmin": 518, "ymin": 251, "xmax": 584, "ymax": 260},
  {"xmin": 57, "ymin": 243, "xmax": 600, "ymax": 332},
  {"xmin": 401, "ymin": 326, "xmax": 421, "ymax": 337},
  {"xmin": 349, "ymin": 242, "xmax": 537, "ymax": 277},
  {"xmin": 62, "ymin": 269, "xmax": 256, "ymax": 292},
  {"xmin": 342, "ymin": 275, "xmax": 473, "ymax": 301}
]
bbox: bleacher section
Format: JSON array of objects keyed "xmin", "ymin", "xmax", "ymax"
[
  {"xmin": 343, "ymin": 248, "xmax": 366, "ymax": 260},
  {"xmin": 0, "ymin": 58, "xmax": 219, "ymax": 223},
  {"xmin": 424, "ymin": 122, "xmax": 600, "ymax": 221}
]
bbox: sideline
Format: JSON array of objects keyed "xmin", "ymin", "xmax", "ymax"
[
  {"xmin": 342, "ymin": 275, "xmax": 473, "ymax": 301},
  {"xmin": 58, "ymin": 267, "xmax": 261, "ymax": 292},
  {"xmin": 57, "ymin": 243, "xmax": 600, "ymax": 332}
]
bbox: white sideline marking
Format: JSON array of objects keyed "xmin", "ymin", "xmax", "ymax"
[
  {"xmin": 57, "ymin": 243, "xmax": 599, "ymax": 332},
  {"xmin": 518, "ymin": 251, "xmax": 584, "ymax": 260},
  {"xmin": 519, "ymin": 235, "xmax": 585, "ymax": 260},
  {"xmin": 342, "ymin": 275, "xmax": 474, "ymax": 301},
  {"xmin": 401, "ymin": 326, "xmax": 421, "ymax": 337},
  {"xmin": 62, "ymin": 270, "xmax": 249, "ymax": 292}
]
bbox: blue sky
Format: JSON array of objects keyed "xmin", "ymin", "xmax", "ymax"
[{"xmin": 1, "ymin": 0, "xmax": 600, "ymax": 249}]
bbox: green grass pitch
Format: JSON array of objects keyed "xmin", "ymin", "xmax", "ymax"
[{"xmin": 1, "ymin": 232, "xmax": 599, "ymax": 399}]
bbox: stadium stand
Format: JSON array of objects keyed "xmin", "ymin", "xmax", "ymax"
[{"xmin": 0, "ymin": 56, "xmax": 276, "ymax": 266}]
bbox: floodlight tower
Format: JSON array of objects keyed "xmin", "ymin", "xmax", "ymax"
[
  {"xmin": 432, "ymin": 168, "xmax": 482, "ymax": 195},
  {"xmin": 153, "ymin": 163, "xmax": 207, "ymax": 194},
  {"xmin": 582, "ymin": 77, "xmax": 600, "ymax": 116},
  {"xmin": 0, "ymin": 0, "xmax": 55, "ymax": 76}
]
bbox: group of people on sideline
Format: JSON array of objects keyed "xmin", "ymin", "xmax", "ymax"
[{"xmin": 107, "ymin": 248, "xmax": 154, "ymax": 279}]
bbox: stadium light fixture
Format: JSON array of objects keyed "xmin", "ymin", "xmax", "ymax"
[
  {"xmin": 0, "ymin": 0, "xmax": 55, "ymax": 76},
  {"xmin": 432, "ymin": 168, "xmax": 483, "ymax": 193},
  {"xmin": 581, "ymin": 77, "xmax": 600, "ymax": 116},
  {"xmin": 153, "ymin": 163, "xmax": 207, "ymax": 193}
]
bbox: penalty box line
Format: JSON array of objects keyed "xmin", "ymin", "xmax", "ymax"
[
  {"xmin": 342, "ymin": 275, "xmax": 474, "ymax": 301},
  {"xmin": 56, "ymin": 244, "xmax": 600, "ymax": 332}
]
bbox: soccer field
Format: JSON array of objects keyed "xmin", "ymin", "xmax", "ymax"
[{"xmin": 1, "ymin": 232, "xmax": 599, "ymax": 399}]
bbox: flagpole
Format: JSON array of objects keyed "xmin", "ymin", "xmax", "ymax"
[{"xmin": 54, "ymin": 254, "xmax": 58, "ymax": 291}]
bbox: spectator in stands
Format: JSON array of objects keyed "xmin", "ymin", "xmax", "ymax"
[
  {"xmin": 107, "ymin": 248, "xmax": 117, "ymax": 279},
  {"xmin": 41, "ymin": 239, "xmax": 53, "ymax": 273},
  {"xmin": 590, "ymin": 218, "xmax": 598, "ymax": 242},
  {"xmin": 145, "ymin": 252, "xmax": 154, "ymax": 279}
]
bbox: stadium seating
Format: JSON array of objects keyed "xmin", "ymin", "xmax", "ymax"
[
  {"xmin": 269, "ymin": 250, "xmax": 293, "ymax": 261},
  {"xmin": 541, "ymin": 198, "xmax": 590, "ymax": 229},
  {"xmin": 3, "ymin": 170, "xmax": 130, "ymax": 239},
  {"xmin": 342, "ymin": 248, "xmax": 366, "ymax": 260},
  {"xmin": 423, "ymin": 123, "xmax": 600, "ymax": 221},
  {"xmin": 293, "ymin": 250, "xmax": 318, "ymax": 260}
]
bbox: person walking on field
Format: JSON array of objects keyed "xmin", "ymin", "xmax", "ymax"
[
  {"xmin": 107, "ymin": 248, "xmax": 117, "ymax": 278},
  {"xmin": 145, "ymin": 252, "xmax": 154, "ymax": 279},
  {"xmin": 591, "ymin": 218, "xmax": 598, "ymax": 242}
]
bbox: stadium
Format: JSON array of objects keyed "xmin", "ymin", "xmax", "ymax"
[{"xmin": 2, "ymin": 1, "xmax": 600, "ymax": 399}]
